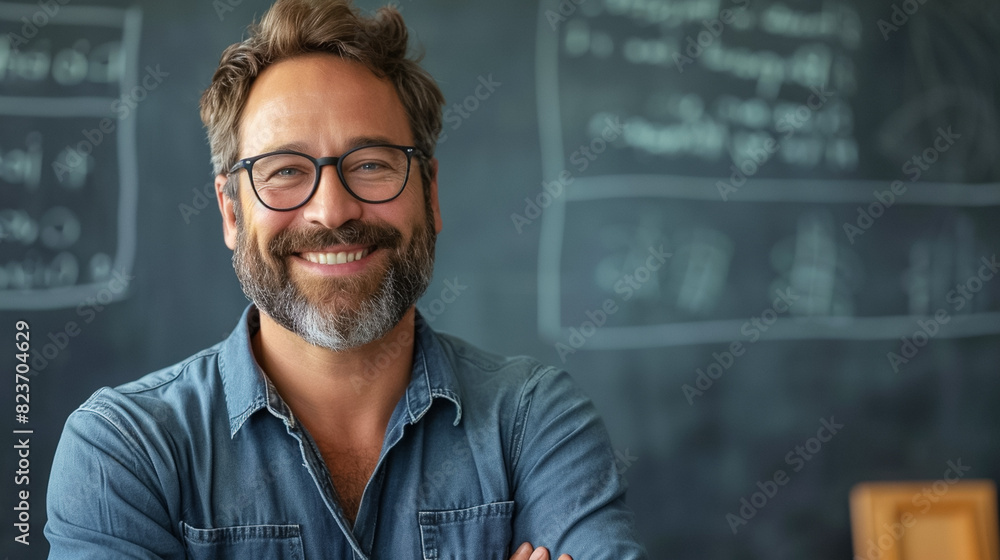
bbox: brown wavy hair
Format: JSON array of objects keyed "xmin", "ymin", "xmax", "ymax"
[{"xmin": 200, "ymin": 0, "xmax": 444, "ymax": 198}]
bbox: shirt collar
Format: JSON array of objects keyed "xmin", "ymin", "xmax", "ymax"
[
  {"xmin": 406, "ymin": 310, "xmax": 463, "ymax": 427},
  {"xmin": 217, "ymin": 305, "xmax": 269, "ymax": 437},
  {"xmin": 217, "ymin": 305, "xmax": 463, "ymax": 437}
]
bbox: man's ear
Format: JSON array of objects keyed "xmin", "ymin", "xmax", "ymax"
[
  {"xmin": 215, "ymin": 174, "xmax": 238, "ymax": 250},
  {"xmin": 428, "ymin": 157, "xmax": 442, "ymax": 234}
]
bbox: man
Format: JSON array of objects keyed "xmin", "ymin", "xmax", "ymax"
[{"xmin": 45, "ymin": 0, "xmax": 647, "ymax": 558}]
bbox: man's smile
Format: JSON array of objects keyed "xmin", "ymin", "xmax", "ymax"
[{"xmin": 298, "ymin": 246, "xmax": 375, "ymax": 265}]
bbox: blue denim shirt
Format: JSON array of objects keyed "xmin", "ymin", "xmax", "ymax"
[{"xmin": 46, "ymin": 306, "xmax": 647, "ymax": 559}]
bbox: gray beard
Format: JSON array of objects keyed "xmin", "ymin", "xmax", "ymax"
[
  {"xmin": 252, "ymin": 266, "xmax": 411, "ymax": 351},
  {"xmin": 231, "ymin": 202, "xmax": 435, "ymax": 351}
]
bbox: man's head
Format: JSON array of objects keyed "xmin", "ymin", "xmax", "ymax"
[
  {"xmin": 200, "ymin": 0, "xmax": 444, "ymax": 188},
  {"xmin": 200, "ymin": 0, "xmax": 445, "ymax": 351}
]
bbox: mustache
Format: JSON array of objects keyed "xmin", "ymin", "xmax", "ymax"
[{"xmin": 267, "ymin": 220, "xmax": 403, "ymax": 257}]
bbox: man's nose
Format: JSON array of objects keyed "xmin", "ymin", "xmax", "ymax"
[{"xmin": 299, "ymin": 166, "xmax": 364, "ymax": 228}]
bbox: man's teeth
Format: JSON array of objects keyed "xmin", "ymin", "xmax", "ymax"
[{"xmin": 302, "ymin": 248, "xmax": 371, "ymax": 265}]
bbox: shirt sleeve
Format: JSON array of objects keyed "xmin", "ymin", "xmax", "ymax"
[
  {"xmin": 509, "ymin": 367, "xmax": 649, "ymax": 559},
  {"xmin": 45, "ymin": 391, "xmax": 186, "ymax": 559}
]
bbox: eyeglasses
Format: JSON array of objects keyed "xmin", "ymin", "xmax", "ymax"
[{"xmin": 228, "ymin": 144, "xmax": 420, "ymax": 211}]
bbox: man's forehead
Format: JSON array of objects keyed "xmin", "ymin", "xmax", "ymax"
[{"xmin": 238, "ymin": 54, "xmax": 411, "ymax": 154}]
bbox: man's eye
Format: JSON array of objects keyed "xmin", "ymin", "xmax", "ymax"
[{"xmin": 358, "ymin": 161, "xmax": 385, "ymax": 171}]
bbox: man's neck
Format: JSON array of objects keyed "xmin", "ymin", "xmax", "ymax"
[{"xmin": 251, "ymin": 307, "xmax": 417, "ymax": 444}]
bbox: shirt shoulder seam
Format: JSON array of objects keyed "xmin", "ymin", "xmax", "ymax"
[
  {"xmin": 76, "ymin": 390, "xmax": 160, "ymax": 476},
  {"xmin": 115, "ymin": 346, "xmax": 222, "ymax": 395},
  {"xmin": 509, "ymin": 363, "xmax": 561, "ymax": 474}
]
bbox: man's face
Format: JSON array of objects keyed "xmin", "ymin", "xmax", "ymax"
[{"xmin": 217, "ymin": 53, "xmax": 442, "ymax": 350}]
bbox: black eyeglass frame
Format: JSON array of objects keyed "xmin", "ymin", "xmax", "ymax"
[{"xmin": 228, "ymin": 144, "xmax": 421, "ymax": 211}]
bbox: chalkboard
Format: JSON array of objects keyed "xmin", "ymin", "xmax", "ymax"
[{"xmin": 1, "ymin": 0, "xmax": 999, "ymax": 557}]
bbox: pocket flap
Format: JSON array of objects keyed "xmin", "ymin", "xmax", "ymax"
[
  {"xmin": 181, "ymin": 522, "xmax": 304, "ymax": 559},
  {"xmin": 418, "ymin": 501, "xmax": 514, "ymax": 560}
]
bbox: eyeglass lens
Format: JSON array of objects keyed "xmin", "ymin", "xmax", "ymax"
[{"xmin": 249, "ymin": 146, "xmax": 410, "ymax": 208}]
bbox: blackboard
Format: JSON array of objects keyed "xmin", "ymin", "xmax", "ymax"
[{"xmin": 2, "ymin": 0, "xmax": 999, "ymax": 557}]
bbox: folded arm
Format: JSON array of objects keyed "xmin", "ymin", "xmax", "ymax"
[
  {"xmin": 508, "ymin": 367, "xmax": 648, "ymax": 560},
  {"xmin": 45, "ymin": 395, "xmax": 185, "ymax": 559}
]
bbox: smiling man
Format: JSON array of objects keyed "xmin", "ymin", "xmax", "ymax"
[{"xmin": 44, "ymin": 1, "xmax": 647, "ymax": 558}]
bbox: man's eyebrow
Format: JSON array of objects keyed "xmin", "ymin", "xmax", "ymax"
[
  {"xmin": 344, "ymin": 135, "xmax": 398, "ymax": 148},
  {"xmin": 262, "ymin": 141, "xmax": 312, "ymax": 154},
  {"xmin": 258, "ymin": 136, "xmax": 401, "ymax": 156}
]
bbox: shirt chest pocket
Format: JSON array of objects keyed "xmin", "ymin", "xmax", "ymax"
[
  {"xmin": 418, "ymin": 501, "xmax": 515, "ymax": 560},
  {"xmin": 181, "ymin": 522, "xmax": 304, "ymax": 560}
]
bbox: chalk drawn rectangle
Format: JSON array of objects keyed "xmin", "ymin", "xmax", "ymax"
[
  {"xmin": 537, "ymin": 175, "xmax": 1000, "ymax": 348},
  {"xmin": 0, "ymin": 3, "xmax": 141, "ymax": 309}
]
